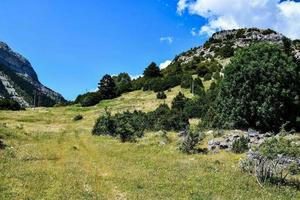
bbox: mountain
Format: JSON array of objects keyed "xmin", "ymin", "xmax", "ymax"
[
  {"xmin": 167, "ymin": 28, "xmax": 300, "ymax": 70},
  {"xmin": 0, "ymin": 42, "xmax": 65, "ymax": 107}
]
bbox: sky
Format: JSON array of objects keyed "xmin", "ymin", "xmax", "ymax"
[{"xmin": 0, "ymin": 0, "xmax": 299, "ymax": 100}]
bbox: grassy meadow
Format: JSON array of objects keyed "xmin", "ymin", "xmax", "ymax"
[{"xmin": 1, "ymin": 86, "xmax": 300, "ymax": 200}]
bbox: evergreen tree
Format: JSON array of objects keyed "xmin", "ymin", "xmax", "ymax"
[
  {"xmin": 98, "ymin": 74, "xmax": 117, "ymax": 99},
  {"xmin": 113, "ymin": 73, "xmax": 132, "ymax": 95},
  {"xmin": 210, "ymin": 43, "xmax": 300, "ymax": 132},
  {"xmin": 143, "ymin": 62, "xmax": 162, "ymax": 78},
  {"xmin": 193, "ymin": 78, "xmax": 205, "ymax": 96},
  {"xmin": 172, "ymin": 92, "xmax": 187, "ymax": 112}
]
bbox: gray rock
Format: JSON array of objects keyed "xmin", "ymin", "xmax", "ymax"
[{"xmin": 0, "ymin": 41, "xmax": 65, "ymax": 106}]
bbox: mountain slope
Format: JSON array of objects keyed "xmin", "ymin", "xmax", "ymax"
[
  {"xmin": 165, "ymin": 28, "xmax": 300, "ymax": 74},
  {"xmin": 0, "ymin": 42, "xmax": 65, "ymax": 107}
]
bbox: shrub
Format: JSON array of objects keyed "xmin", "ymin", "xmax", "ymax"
[
  {"xmin": 203, "ymin": 72, "xmax": 212, "ymax": 81},
  {"xmin": 179, "ymin": 129, "xmax": 204, "ymax": 154},
  {"xmin": 184, "ymin": 97, "xmax": 206, "ymax": 118},
  {"xmin": 181, "ymin": 74, "xmax": 192, "ymax": 89},
  {"xmin": 215, "ymin": 43, "xmax": 234, "ymax": 58},
  {"xmin": 148, "ymin": 104, "xmax": 189, "ymax": 131},
  {"xmin": 240, "ymin": 138, "xmax": 300, "ymax": 186},
  {"xmin": 80, "ymin": 92, "xmax": 102, "ymax": 107},
  {"xmin": 114, "ymin": 113, "xmax": 141, "ymax": 142},
  {"xmin": 73, "ymin": 114, "xmax": 83, "ymax": 121},
  {"xmin": 197, "ymin": 65, "xmax": 209, "ymax": 77},
  {"xmin": 210, "ymin": 43, "xmax": 300, "ymax": 132},
  {"xmin": 92, "ymin": 110, "xmax": 116, "ymax": 136},
  {"xmin": 262, "ymin": 29, "xmax": 276, "ymax": 35},
  {"xmin": 171, "ymin": 92, "xmax": 187, "ymax": 112},
  {"xmin": 157, "ymin": 91, "xmax": 167, "ymax": 99},
  {"xmin": 259, "ymin": 137, "xmax": 300, "ymax": 159},
  {"xmin": 0, "ymin": 139, "xmax": 6, "ymax": 149},
  {"xmin": 92, "ymin": 110, "xmax": 147, "ymax": 142},
  {"xmin": 192, "ymin": 78, "xmax": 205, "ymax": 96},
  {"xmin": 232, "ymin": 136, "xmax": 249, "ymax": 153}
]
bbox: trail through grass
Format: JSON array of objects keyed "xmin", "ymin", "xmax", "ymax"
[{"xmin": 1, "ymin": 88, "xmax": 300, "ymax": 199}]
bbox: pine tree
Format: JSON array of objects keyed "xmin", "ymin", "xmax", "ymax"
[
  {"xmin": 143, "ymin": 62, "xmax": 162, "ymax": 78},
  {"xmin": 98, "ymin": 74, "xmax": 117, "ymax": 99}
]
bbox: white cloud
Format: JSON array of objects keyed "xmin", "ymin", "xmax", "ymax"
[
  {"xmin": 159, "ymin": 60, "xmax": 172, "ymax": 69},
  {"xmin": 177, "ymin": 0, "xmax": 300, "ymax": 39},
  {"xmin": 130, "ymin": 74, "xmax": 142, "ymax": 80},
  {"xmin": 160, "ymin": 36, "xmax": 173, "ymax": 44},
  {"xmin": 191, "ymin": 27, "xmax": 197, "ymax": 36},
  {"xmin": 177, "ymin": 0, "xmax": 189, "ymax": 15}
]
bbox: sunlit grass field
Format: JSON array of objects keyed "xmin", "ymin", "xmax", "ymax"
[{"xmin": 1, "ymin": 86, "xmax": 300, "ymax": 199}]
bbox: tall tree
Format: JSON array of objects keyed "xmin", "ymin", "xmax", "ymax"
[
  {"xmin": 98, "ymin": 74, "xmax": 117, "ymax": 99},
  {"xmin": 143, "ymin": 62, "xmax": 162, "ymax": 78},
  {"xmin": 113, "ymin": 73, "xmax": 132, "ymax": 95}
]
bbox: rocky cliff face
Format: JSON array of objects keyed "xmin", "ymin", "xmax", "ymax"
[
  {"xmin": 175, "ymin": 28, "xmax": 299, "ymax": 64},
  {"xmin": 0, "ymin": 42, "xmax": 65, "ymax": 107}
]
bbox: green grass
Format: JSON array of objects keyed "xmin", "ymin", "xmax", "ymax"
[{"xmin": 0, "ymin": 87, "xmax": 300, "ymax": 199}]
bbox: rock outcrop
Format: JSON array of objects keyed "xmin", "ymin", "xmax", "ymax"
[
  {"xmin": 174, "ymin": 28, "xmax": 299, "ymax": 65},
  {"xmin": 0, "ymin": 41, "xmax": 65, "ymax": 107}
]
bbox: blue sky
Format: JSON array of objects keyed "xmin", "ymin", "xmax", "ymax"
[
  {"xmin": 0, "ymin": 0, "xmax": 299, "ymax": 100},
  {"xmin": 0, "ymin": 0, "xmax": 207, "ymax": 100}
]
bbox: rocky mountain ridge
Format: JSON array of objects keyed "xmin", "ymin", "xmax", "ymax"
[
  {"xmin": 175, "ymin": 28, "xmax": 300, "ymax": 65},
  {"xmin": 0, "ymin": 41, "xmax": 65, "ymax": 107}
]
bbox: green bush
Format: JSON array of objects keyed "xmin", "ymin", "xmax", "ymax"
[
  {"xmin": 0, "ymin": 139, "xmax": 6, "ymax": 149},
  {"xmin": 114, "ymin": 112, "xmax": 146, "ymax": 142},
  {"xmin": 92, "ymin": 110, "xmax": 147, "ymax": 142},
  {"xmin": 181, "ymin": 74, "xmax": 192, "ymax": 89},
  {"xmin": 156, "ymin": 91, "xmax": 167, "ymax": 99},
  {"xmin": 73, "ymin": 114, "xmax": 83, "ymax": 121},
  {"xmin": 215, "ymin": 43, "xmax": 234, "ymax": 58},
  {"xmin": 92, "ymin": 110, "xmax": 116, "ymax": 136},
  {"xmin": 203, "ymin": 72, "xmax": 212, "ymax": 81},
  {"xmin": 171, "ymin": 92, "xmax": 187, "ymax": 112},
  {"xmin": 196, "ymin": 65, "xmax": 209, "ymax": 77},
  {"xmin": 179, "ymin": 129, "xmax": 204, "ymax": 154},
  {"xmin": 148, "ymin": 104, "xmax": 189, "ymax": 131},
  {"xmin": 80, "ymin": 92, "xmax": 102, "ymax": 107},
  {"xmin": 232, "ymin": 136, "xmax": 249, "ymax": 153},
  {"xmin": 259, "ymin": 137, "xmax": 300, "ymax": 159},
  {"xmin": 209, "ymin": 43, "xmax": 300, "ymax": 132}
]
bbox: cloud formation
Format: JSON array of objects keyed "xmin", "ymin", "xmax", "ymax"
[
  {"xmin": 159, "ymin": 60, "xmax": 172, "ymax": 69},
  {"xmin": 160, "ymin": 36, "xmax": 173, "ymax": 44},
  {"xmin": 177, "ymin": 0, "xmax": 300, "ymax": 39}
]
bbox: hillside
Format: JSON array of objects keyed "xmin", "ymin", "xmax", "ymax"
[
  {"xmin": 1, "ymin": 87, "xmax": 299, "ymax": 199},
  {"xmin": 1, "ymin": 28, "xmax": 300, "ymax": 199},
  {"xmin": 0, "ymin": 42, "xmax": 65, "ymax": 107}
]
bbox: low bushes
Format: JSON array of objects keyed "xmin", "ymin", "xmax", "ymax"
[
  {"xmin": 179, "ymin": 129, "xmax": 205, "ymax": 154},
  {"xmin": 92, "ymin": 94, "xmax": 190, "ymax": 142},
  {"xmin": 92, "ymin": 110, "xmax": 147, "ymax": 142},
  {"xmin": 240, "ymin": 137, "xmax": 300, "ymax": 186},
  {"xmin": 156, "ymin": 91, "xmax": 167, "ymax": 99},
  {"xmin": 73, "ymin": 114, "xmax": 83, "ymax": 121},
  {"xmin": 0, "ymin": 139, "xmax": 6, "ymax": 149},
  {"xmin": 231, "ymin": 136, "xmax": 249, "ymax": 153}
]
